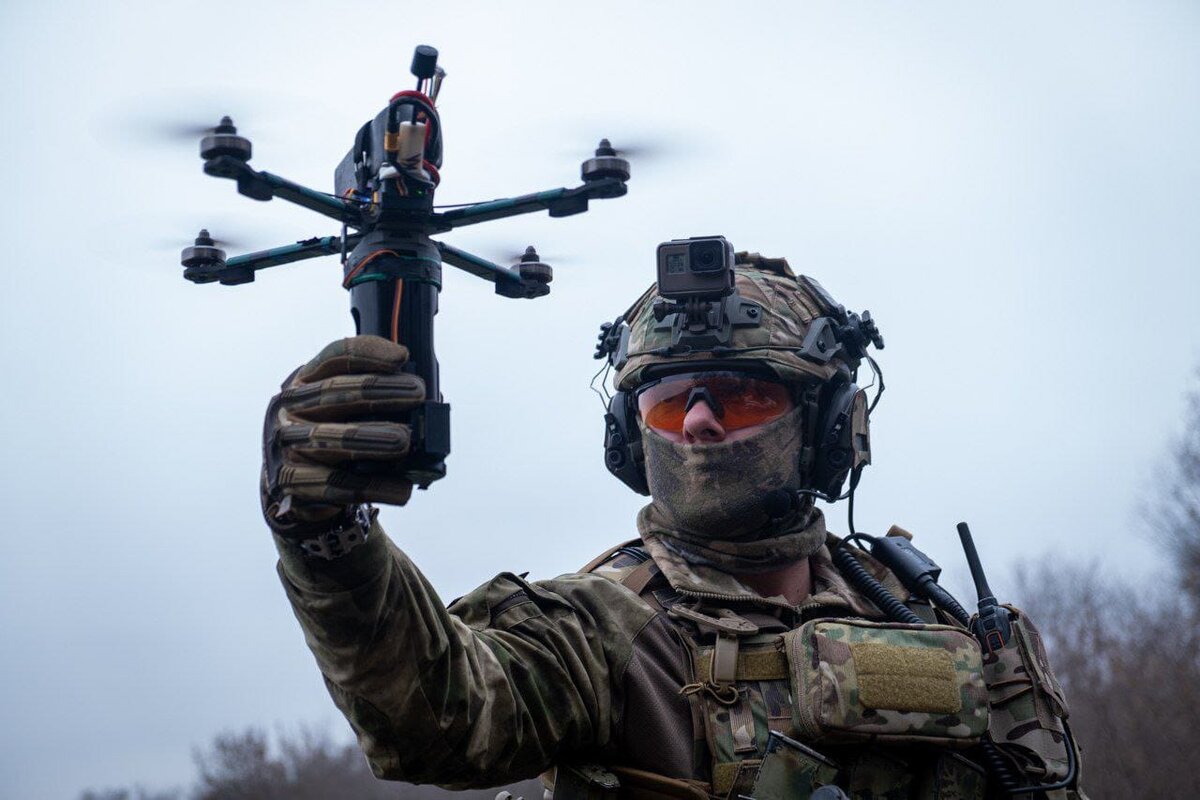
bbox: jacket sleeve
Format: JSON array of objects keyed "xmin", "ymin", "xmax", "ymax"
[{"xmin": 274, "ymin": 519, "xmax": 656, "ymax": 788}]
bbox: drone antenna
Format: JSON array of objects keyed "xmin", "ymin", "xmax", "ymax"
[
  {"xmin": 430, "ymin": 66, "xmax": 447, "ymax": 103},
  {"xmin": 411, "ymin": 45, "xmax": 439, "ymax": 91}
]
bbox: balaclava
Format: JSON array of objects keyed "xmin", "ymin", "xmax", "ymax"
[{"xmin": 637, "ymin": 407, "xmax": 826, "ymax": 573}]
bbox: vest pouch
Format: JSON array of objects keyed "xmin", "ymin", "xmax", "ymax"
[
  {"xmin": 748, "ymin": 731, "xmax": 840, "ymax": 800},
  {"xmin": 983, "ymin": 607, "xmax": 1072, "ymax": 782},
  {"xmin": 785, "ymin": 618, "xmax": 989, "ymax": 747}
]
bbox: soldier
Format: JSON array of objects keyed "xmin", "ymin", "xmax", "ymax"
[{"xmin": 261, "ymin": 247, "xmax": 1085, "ymax": 799}]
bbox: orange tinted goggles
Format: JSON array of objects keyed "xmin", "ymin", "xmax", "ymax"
[{"xmin": 636, "ymin": 372, "xmax": 793, "ymax": 434}]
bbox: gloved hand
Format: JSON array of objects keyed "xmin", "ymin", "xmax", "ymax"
[{"xmin": 261, "ymin": 335, "xmax": 425, "ymax": 537}]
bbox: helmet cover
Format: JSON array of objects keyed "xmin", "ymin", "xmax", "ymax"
[{"xmin": 615, "ymin": 252, "xmax": 853, "ymax": 392}]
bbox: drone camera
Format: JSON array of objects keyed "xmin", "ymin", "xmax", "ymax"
[{"xmin": 656, "ymin": 236, "xmax": 735, "ymax": 301}]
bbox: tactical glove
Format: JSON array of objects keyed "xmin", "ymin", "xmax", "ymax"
[{"xmin": 261, "ymin": 335, "xmax": 425, "ymax": 537}]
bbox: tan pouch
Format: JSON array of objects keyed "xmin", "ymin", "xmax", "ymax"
[
  {"xmin": 785, "ymin": 618, "xmax": 989, "ymax": 747},
  {"xmin": 983, "ymin": 607, "xmax": 1073, "ymax": 781}
]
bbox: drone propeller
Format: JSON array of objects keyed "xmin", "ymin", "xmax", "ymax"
[
  {"xmin": 559, "ymin": 129, "xmax": 699, "ymax": 171},
  {"xmin": 451, "ymin": 239, "xmax": 576, "ymax": 267},
  {"xmin": 592, "ymin": 137, "xmax": 668, "ymax": 161},
  {"xmin": 503, "ymin": 244, "xmax": 574, "ymax": 266},
  {"xmin": 188, "ymin": 228, "xmax": 245, "ymax": 250},
  {"xmin": 101, "ymin": 86, "xmax": 332, "ymax": 152},
  {"xmin": 154, "ymin": 228, "xmax": 252, "ymax": 253},
  {"xmin": 119, "ymin": 107, "xmax": 262, "ymax": 147},
  {"xmin": 150, "ymin": 119, "xmax": 233, "ymax": 142}
]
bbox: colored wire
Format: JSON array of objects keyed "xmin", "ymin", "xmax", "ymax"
[
  {"xmin": 389, "ymin": 89, "xmax": 434, "ymax": 105},
  {"xmin": 342, "ymin": 249, "xmax": 400, "ymax": 289},
  {"xmin": 386, "ymin": 92, "xmax": 442, "ymax": 158},
  {"xmin": 390, "ymin": 279, "xmax": 404, "ymax": 344},
  {"xmin": 424, "ymin": 161, "xmax": 441, "ymax": 186}
]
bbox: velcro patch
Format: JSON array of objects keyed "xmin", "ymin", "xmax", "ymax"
[
  {"xmin": 695, "ymin": 648, "xmax": 789, "ymax": 683},
  {"xmin": 849, "ymin": 641, "xmax": 961, "ymax": 714}
]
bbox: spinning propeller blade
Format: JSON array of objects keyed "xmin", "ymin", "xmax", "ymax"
[
  {"xmin": 153, "ymin": 229, "xmax": 252, "ymax": 252},
  {"xmin": 559, "ymin": 128, "xmax": 701, "ymax": 171}
]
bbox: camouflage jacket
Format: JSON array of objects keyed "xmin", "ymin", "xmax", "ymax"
[{"xmin": 275, "ymin": 523, "xmax": 1083, "ymax": 799}]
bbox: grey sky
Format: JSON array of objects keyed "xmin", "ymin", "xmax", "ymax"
[{"xmin": 1, "ymin": 1, "xmax": 1198, "ymax": 797}]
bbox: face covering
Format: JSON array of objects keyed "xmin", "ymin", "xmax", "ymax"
[{"xmin": 637, "ymin": 406, "xmax": 826, "ymax": 574}]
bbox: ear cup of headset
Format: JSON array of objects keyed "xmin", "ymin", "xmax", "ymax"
[
  {"xmin": 603, "ymin": 391, "xmax": 650, "ymax": 495},
  {"xmin": 810, "ymin": 379, "xmax": 867, "ymax": 498}
]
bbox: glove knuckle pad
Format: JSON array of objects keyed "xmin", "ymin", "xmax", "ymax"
[
  {"xmin": 298, "ymin": 336, "xmax": 411, "ymax": 383},
  {"xmin": 281, "ymin": 422, "xmax": 412, "ymax": 461},
  {"xmin": 281, "ymin": 375, "xmax": 425, "ymax": 421}
]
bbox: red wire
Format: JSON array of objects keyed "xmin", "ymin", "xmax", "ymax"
[
  {"xmin": 387, "ymin": 90, "xmax": 439, "ymax": 182},
  {"xmin": 389, "ymin": 89, "xmax": 433, "ymax": 104}
]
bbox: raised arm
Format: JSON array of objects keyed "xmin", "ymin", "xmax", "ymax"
[{"xmin": 262, "ymin": 336, "xmax": 654, "ymax": 787}]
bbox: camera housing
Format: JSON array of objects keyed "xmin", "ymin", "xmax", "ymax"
[{"xmin": 656, "ymin": 236, "xmax": 735, "ymax": 300}]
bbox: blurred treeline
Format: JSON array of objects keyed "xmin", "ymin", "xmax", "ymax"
[
  {"xmin": 78, "ymin": 728, "xmax": 544, "ymax": 800},
  {"xmin": 1014, "ymin": 381, "xmax": 1200, "ymax": 797},
  {"xmin": 80, "ymin": 385, "xmax": 1200, "ymax": 799}
]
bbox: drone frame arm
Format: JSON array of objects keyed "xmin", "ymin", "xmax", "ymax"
[
  {"xmin": 434, "ymin": 241, "xmax": 523, "ymax": 287},
  {"xmin": 435, "ymin": 177, "xmax": 627, "ymax": 229},
  {"xmin": 184, "ymin": 234, "xmax": 363, "ymax": 285},
  {"xmin": 204, "ymin": 155, "xmax": 364, "ymax": 226},
  {"xmin": 227, "ymin": 234, "xmax": 364, "ymax": 271}
]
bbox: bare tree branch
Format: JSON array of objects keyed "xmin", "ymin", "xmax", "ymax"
[
  {"xmin": 1016, "ymin": 562, "xmax": 1200, "ymax": 797},
  {"xmin": 1153, "ymin": 372, "xmax": 1200, "ymax": 602}
]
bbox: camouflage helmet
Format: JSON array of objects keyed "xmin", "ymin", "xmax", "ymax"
[
  {"xmin": 599, "ymin": 252, "xmax": 883, "ymax": 498},
  {"xmin": 615, "ymin": 253, "xmax": 868, "ymax": 389}
]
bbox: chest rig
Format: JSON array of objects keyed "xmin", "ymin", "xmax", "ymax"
[{"xmin": 572, "ymin": 543, "xmax": 992, "ymax": 800}]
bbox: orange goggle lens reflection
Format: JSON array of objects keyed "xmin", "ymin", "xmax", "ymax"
[{"xmin": 636, "ymin": 372, "xmax": 792, "ymax": 434}]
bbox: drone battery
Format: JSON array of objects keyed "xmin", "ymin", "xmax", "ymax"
[{"xmin": 397, "ymin": 122, "xmax": 426, "ymax": 168}]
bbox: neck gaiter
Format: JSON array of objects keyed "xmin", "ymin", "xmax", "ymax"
[{"xmin": 637, "ymin": 406, "xmax": 826, "ymax": 573}]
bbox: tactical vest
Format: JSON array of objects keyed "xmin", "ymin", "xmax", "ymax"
[{"xmin": 550, "ymin": 542, "xmax": 993, "ymax": 800}]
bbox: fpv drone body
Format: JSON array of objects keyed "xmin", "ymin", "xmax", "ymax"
[{"xmin": 181, "ymin": 45, "xmax": 630, "ymax": 487}]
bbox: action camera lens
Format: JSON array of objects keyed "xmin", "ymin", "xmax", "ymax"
[{"xmin": 688, "ymin": 240, "xmax": 725, "ymax": 273}]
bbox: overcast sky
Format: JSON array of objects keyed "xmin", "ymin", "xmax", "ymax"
[{"xmin": 2, "ymin": 1, "xmax": 1198, "ymax": 797}]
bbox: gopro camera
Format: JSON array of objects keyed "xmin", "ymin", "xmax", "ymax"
[{"xmin": 656, "ymin": 236, "xmax": 735, "ymax": 300}]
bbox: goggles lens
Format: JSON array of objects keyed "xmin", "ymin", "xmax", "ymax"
[{"xmin": 636, "ymin": 372, "xmax": 792, "ymax": 434}]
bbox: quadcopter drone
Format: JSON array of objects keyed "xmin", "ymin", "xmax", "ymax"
[{"xmin": 180, "ymin": 44, "xmax": 631, "ymax": 488}]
